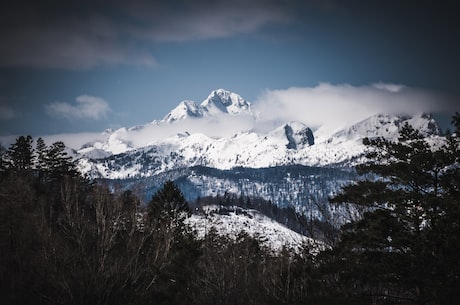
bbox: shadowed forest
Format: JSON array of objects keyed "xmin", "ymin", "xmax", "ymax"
[{"xmin": 1, "ymin": 113, "xmax": 459, "ymax": 305}]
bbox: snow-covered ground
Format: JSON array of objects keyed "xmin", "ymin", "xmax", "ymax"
[{"xmin": 185, "ymin": 205, "xmax": 325, "ymax": 255}]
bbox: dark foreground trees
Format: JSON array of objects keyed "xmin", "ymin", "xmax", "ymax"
[
  {"xmin": 1, "ymin": 112, "xmax": 459, "ymax": 305},
  {"xmin": 0, "ymin": 136, "xmax": 321, "ymax": 305},
  {"xmin": 325, "ymin": 113, "xmax": 460, "ymax": 304},
  {"xmin": 1, "ymin": 137, "xmax": 202, "ymax": 305}
]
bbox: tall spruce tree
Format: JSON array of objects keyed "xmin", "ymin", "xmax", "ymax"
[
  {"xmin": 147, "ymin": 180, "xmax": 188, "ymax": 224},
  {"xmin": 7, "ymin": 135, "xmax": 34, "ymax": 172},
  {"xmin": 35, "ymin": 137, "xmax": 47, "ymax": 171},
  {"xmin": 46, "ymin": 141, "xmax": 78, "ymax": 180},
  {"xmin": 145, "ymin": 180, "xmax": 199, "ymax": 305},
  {"xmin": 327, "ymin": 113, "xmax": 460, "ymax": 304}
]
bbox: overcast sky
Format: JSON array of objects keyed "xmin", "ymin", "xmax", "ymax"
[{"xmin": 0, "ymin": 0, "xmax": 459, "ymax": 142}]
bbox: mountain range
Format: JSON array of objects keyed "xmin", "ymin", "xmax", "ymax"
[
  {"xmin": 72, "ymin": 88, "xmax": 443, "ymax": 247},
  {"xmin": 76, "ymin": 89, "xmax": 441, "ymax": 180}
]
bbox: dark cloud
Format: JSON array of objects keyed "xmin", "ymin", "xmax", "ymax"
[
  {"xmin": 0, "ymin": 1, "xmax": 156, "ymax": 69},
  {"xmin": 0, "ymin": 0, "xmax": 302, "ymax": 69},
  {"xmin": 1, "ymin": 0, "xmax": 458, "ymax": 71}
]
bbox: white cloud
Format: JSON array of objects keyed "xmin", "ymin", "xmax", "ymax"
[
  {"xmin": 371, "ymin": 82, "xmax": 405, "ymax": 92},
  {"xmin": 41, "ymin": 132, "xmax": 109, "ymax": 150},
  {"xmin": 254, "ymin": 83, "xmax": 458, "ymax": 135},
  {"xmin": 0, "ymin": 132, "xmax": 110, "ymax": 152},
  {"xmin": 45, "ymin": 95, "xmax": 110, "ymax": 120},
  {"xmin": 106, "ymin": 113, "xmax": 257, "ymax": 152}
]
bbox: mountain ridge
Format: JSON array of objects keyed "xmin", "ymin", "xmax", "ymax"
[
  {"xmin": 77, "ymin": 114, "xmax": 440, "ymax": 179},
  {"xmin": 76, "ymin": 89, "xmax": 442, "ymax": 180}
]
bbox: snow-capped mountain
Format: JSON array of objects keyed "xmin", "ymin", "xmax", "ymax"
[
  {"xmin": 74, "ymin": 89, "xmax": 440, "ymax": 211},
  {"xmin": 326, "ymin": 113, "xmax": 441, "ymax": 144},
  {"xmin": 163, "ymin": 89, "xmax": 252, "ymax": 123},
  {"xmin": 77, "ymin": 113, "xmax": 440, "ymax": 180},
  {"xmin": 73, "ymin": 88, "xmax": 444, "ymax": 238},
  {"xmin": 77, "ymin": 120, "xmax": 317, "ymax": 179},
  {"xmin": 76, "ymin": 89, "xmax": 442, "ymax": 181},
  {"xmin": 78, "ymin": 89, "xmax": 254, "ymax": 156}
]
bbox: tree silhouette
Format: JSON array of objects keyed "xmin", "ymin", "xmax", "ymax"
[
  {"xmin": 327, "ymin": 113, "xmax": 460, "ymax": 304},
  {"xmin": 7, "ymin": 135, "xmax": 34, "ymax": 172},
  {"xmin": 145, "ymin": 180, "xmax": 200, "ymax": 304},
  {"xmin": 147, "ymin": 180, "xmax": 188, "ymax": 224}
]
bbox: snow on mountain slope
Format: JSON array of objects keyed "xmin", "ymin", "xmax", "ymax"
[
  {"xmin": 307, "ymin": 113, "xmax": 442, "ymax": 165},
  {"xmin": 185, "ymin": 206, "xmax": 323, "ymax": 254},
  {"xmin": 163, "ymin": 89, "xmax": 252, "ymax": 123},
  {"xmin": 80, "ymin": 115, "xmax": 437, "ymax": 179},
  {"xmin": 75, "ymin": 89, "xmax": 442, "ymax": 179},
  {"xmin": 326, "ymin": 113, "xmax": 441, "ymax": 144},
  {"xmin": 77, "ymin": 112, "xmax": 441, "ymax": 179},
  {"xmin": 78, "ymin": 121, "xmax": 318, "ymax": 179},
  {"xmin": 163, "ymin": 100, "xmax": 204, "ymax": 123}
]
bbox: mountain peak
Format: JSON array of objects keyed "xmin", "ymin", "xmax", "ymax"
[
  {"xmin": 202, "ymin": 89, "xmax": 252, "ymax": 115},
  {"xmin": 207, "ymin": 89, "xmax": 241, "ymax": 105},
  {"xmin": 163, "ymin": 89, "xmax": 253, "ymax": 123}
]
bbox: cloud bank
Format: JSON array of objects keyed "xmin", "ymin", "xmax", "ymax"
[
  {"xmin": 254, "ymin": 83, "xmax": 458, "ymax": 136},
  {"xmin": 45, "ymin": 95, "xmax": 110, "ymax": 120}
]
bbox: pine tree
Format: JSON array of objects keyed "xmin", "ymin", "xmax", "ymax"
[
  {"xmin": 145, "ymin": 181, "xmax": 199, "ymax": 305},
  {"xmin": 7, "ymin": 135, "xmax": 34, "ymax": 171},
  {"xmin": 45, "ymin": 141, "xmax": 78, "ymax": 181},
  {"xmin": 35, "ymin": 137, "xmax": 47, "ymax": 171},
  {"xmin": 147, "ymin": 180, "xmax": 188, "ymax": 224},
  {"xmin": 327, "ymin": 113, "xmax": 460, "ymax": 304}
]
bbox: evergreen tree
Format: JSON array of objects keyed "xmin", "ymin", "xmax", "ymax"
[
  {"xmin": 327, "ymin": 113, "xmax": 460, "ymax": 304},
  {"xmin": 35, "ymin": 137, "xmax": 47, "ymax": 171},
  {"xmin": 7, "ymin": 135, "xmax": 34, "ymax": 171},
  {"xmin": 146, "ymin": 181, "xmax": 200, "ymax": 304},
  {"xmin": 147, "ymin": 180, "xmax": 188, "ymax": 224},
  {"xmin": 45, "ymin": 141, "xmax": 78, "ymax": 181}
]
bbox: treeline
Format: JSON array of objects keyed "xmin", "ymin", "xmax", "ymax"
[{"xmin": 1, "ymin": 112, "xmax": 460, "ymax": 305}]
